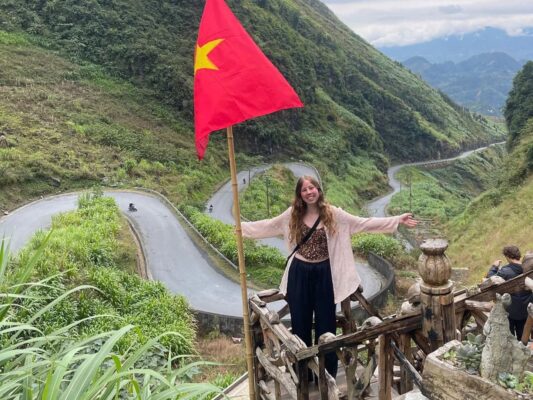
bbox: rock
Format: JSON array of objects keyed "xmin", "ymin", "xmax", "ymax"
[
  {"xmin": 396, "ymin": 389, "xmax": 429, "ymax": 400},
  {"xmin": 318, "ymin": 332, "xmax": 336, "ymax": 344},
  {"xmin": 0, "ymin": 135, "xmax": 8, "ymax": 148},
  {"xmin": 480, "ymin": 293, "xmax": 531, "ymax": 382},
  {"xmin": 50, "ymin": 177, "xmax": 61, "ymax": 187}
]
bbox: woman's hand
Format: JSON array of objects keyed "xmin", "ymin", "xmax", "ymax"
[{"xmin": 399, "ymin": 213, "xmax": 418, "ymax": 228}]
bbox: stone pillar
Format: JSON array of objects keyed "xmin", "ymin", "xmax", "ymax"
[{"xmin": 418, "ymin": 239, "xmax": 456, "ymax": 351}]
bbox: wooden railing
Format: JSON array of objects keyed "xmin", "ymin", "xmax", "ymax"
[{"xmin": 248, "ymin": 240, "xmax": 533, "ymax": 400}]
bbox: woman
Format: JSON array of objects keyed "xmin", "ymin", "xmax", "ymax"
[{"xmin": 242, "ymin": 175, "xmax": 417, "ymax": 378}]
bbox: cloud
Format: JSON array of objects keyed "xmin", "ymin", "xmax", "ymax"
[
  {"xmin": 438, "ymin": 4, "xmax": 462, "ymax": 14},
  {"xmin": 324, "ymin": 0, "xmax": 533, "ymax": 46}
]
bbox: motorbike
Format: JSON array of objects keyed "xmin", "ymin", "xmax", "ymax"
[{"xmin": 128, "ymin": 203, "xmax": 138, "ymax": 212}]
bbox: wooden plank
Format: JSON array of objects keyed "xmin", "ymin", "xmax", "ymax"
[
  {"xmin": 341, "ymin": 298, "xmax": 356, "ymax": 334},
  {"xmin": 521, "ymin": 316, "xmax": 533, "ymax": 346},
  {"xmin": 278, "ymin": 304, "xmax": 290, "ymax": 319},
  {"xmin": 391, "ymin": 340, "xmax": 422, "ymax": 391},
  {"xmin": 250, "ymin": 300, "xmax": 303, "ymax": 356},
  {"xmin": 442, "ymin": 293, "xmax": 456, "ymax": 344},
  {"xmin": 411, "ymin": 330, "xmax": 431, "ymax": 355},
  {"xmin": 296, "ymin": 314, "xmax": 422, "ymax": 360},
  {"xmin": 350, "ymin": 289, "xmax": 382, "ymax": 319},
  {"xmin": 256, "ymin": 348, "xmax": 297, "ymax": 400},
  {"xmin": 464, "ymin": 300, "xmax": 494, "ymax": 313},
  {"xmin": 455, "ymin": 270, "xmax": 533, "ymax": 313},
  {"xmin": 470, "ymin": 309, "xmax": 488, "ymax": 328}
]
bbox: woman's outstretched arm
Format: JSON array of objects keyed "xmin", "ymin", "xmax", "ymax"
[
  {"xmin": 241, "ymin": 208, "xmax": 291, "ymax": 239},
  {"xmin": 336, "ymin": 208, "xmax": 417, "ymax": 234}
]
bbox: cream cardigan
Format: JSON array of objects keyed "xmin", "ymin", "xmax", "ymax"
[{"xmin": 241, "ymin": 206, "xmax": 400, "ymax": 304}]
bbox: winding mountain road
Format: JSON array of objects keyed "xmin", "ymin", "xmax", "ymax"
[
  {"xmin": 0, "ymin": 145, "xmax": 498, "ymax": 318},
  {"xmin": 366, "ymin": 143, "xmax": 503, "ymax": 217},
  {"xmin": 0, "ymin": 191, "xmax": 247, "ymax": 317}
]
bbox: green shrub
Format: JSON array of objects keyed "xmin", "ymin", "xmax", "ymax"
[
  {"xmin": 181, "ymin": 205, "xmax": 285, "ymax": 287},
  {"xmin": 352, "ymin": 233, "xmax": 401, "ymax": 259},
  {"xmin": 0, "ymin": 239, "xmax": 220, "ymax": 400}
]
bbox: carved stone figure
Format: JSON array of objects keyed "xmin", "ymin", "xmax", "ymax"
[
  {"xmin": 360, "ymin": 316, "xmax": 382, "ymax": 330},
  {"xmin": 480, "ymin": 293, "xmax": 531, "ymax": 381},
  {"xmin": 406, "ymin": 281, "xmax": 421, "ymax": 304},
  {"xmin": 401, "ymin": 281, "xmax": 422, "ymax": 315}
]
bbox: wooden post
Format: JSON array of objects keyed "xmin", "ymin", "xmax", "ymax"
[
  {"xmin": 297, "ymin": 360, "xmax": 309, "ymax": 400},
  {"xmin": 226, "ymin": 126, "xmax": 256, "ymax": 400},
  {"xmin": 341, "ymin": 298, "xmax": 356, "ymax": 334},
  {"xmin": 378, "ymin": 334, "xmax": 393, "ymax": 400},
  {"xmin": 398, "ymin": 333, "xmax": 414, "ymax": 394},
  {"xmin": 318, "ymin": 354, "xmax": 328, "ymax": 400},
  {"xmin": 418, "ymin": 239, "xmax": 456, "ymax": 351}
]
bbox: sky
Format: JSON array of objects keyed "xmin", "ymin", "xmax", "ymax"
[{"xmin": 323, "ymin": 0, "xmax": 533, "ymax": 47}]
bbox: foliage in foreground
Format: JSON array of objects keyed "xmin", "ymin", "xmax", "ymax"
[
  {"xmin": 11, "ymin": 191, "xmax": 195, "ymax": 356},
  {"xmin": 0, "ymin": 239, "xmax": 220, "ymax": 399}
]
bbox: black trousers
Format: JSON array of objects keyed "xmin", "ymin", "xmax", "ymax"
[
  {"xmin": 286, "ymin": 258, "xmax": 337, "ymax": 378},
  {"xmin": 509, "ymin": 318, "xmax": 527, "ymax": 340}
]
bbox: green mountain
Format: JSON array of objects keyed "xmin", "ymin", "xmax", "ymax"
[
  {"xmin": 0, "ymin": 0, "xmax": 504, "ymax": 211},
  {"xmin": 403, "ymin": 53, "xmax": 524, "ymax": 116},
  {"xmin": 446, "ymin": 61, "xmax": 533, "ymax": 279}
]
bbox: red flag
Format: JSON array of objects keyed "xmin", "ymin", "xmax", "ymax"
[{"xmin": 194, "ymin": 0, "xmax": 303, "ymax": 159}]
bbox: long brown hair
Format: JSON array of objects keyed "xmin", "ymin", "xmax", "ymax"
[{"xmin": 289, "ymin": 176, "xmax": 335, "ymax": 245}]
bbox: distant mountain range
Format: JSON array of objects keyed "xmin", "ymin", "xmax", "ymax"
[
  {"xmin": 380, "ymin": 27, "xmax": 533, "ymax": 64},
  {"xmin": 403, "ymin": 52, "xmax": 525, "ymax": 116}
]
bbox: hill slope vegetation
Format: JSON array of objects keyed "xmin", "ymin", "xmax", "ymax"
[
  {"xmin": 0, "ymin": 0, "xmax": 504, "ymax": 213},
  {"xmin": 446, "ymin": 61, "xmax": 533, "ymax": 280},
  {"xmin": 0, "ymin": 0, "xmax": 503, "ymax": 162}
]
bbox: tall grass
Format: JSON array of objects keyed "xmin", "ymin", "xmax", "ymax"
[
  {"xmin": 446, "ymin": 176, "xmax": 533, "ymax": 282},
  {"xmin": 0, "ymin": 238, "xmax": 221, "ymax": 399}
]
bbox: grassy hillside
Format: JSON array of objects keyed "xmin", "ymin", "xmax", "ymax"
[
  {"xmin": 0, "ymin": 31, "xmax": 387, "ymax": 212},
  {"xmin": 0, "ymin": 31, "xmax": 230, "ymax": 211},
  {"xmin": 446, "ymin": 62, "xmax": 533, "ymax": 281},
  {"xmin": 0, "ymin": 0, "xmax": 503, "ymax": 167},
  {"xmin": 388, "ymin": 144, "xmax": 506, "ymax": 223}
]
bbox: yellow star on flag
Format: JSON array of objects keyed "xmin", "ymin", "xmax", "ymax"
[{"xmin": 194, "ymin": 38, "xmax": 224, "ymax": 75}]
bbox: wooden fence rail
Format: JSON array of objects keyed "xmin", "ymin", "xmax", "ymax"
[{"xmin": 248, "ymin": 242, "xmax": 533, "ymax": 400}]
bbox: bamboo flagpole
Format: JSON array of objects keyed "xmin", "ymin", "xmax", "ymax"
[
  {"xmin": 194, "ymin": 2, "xmax": 303, "ymax": 394},
  {"xmin": 226, "ymin": 125, "xmax": 256, "ymax": 400}
]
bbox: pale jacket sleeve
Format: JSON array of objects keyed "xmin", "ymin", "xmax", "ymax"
[
  {"xmin": 335, "ymin": 208, "xmax": 400, "ymax": 235},
  {"xmin": 241, "ymin": 208, "xmax": 291, "ymax": 239}
]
